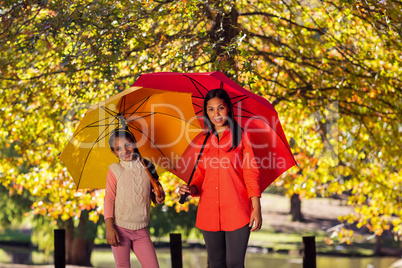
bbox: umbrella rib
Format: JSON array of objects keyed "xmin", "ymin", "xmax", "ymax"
[
  {"xmin": 72, "ymin": 107, "xmax": 122, "ymax": 137},
  {"xmin": 232, "ymin": 105, "xmax": 255, "ymax": 117},
  {"xmin": 128, "ymin": 124, "xmax": 177, "ymax": 171},
  {"xmin": 156, "ymin": 112, "xmax": 202, "ymax": 128},
  {"xmin": 118, "ymin": 95, "xmax": 126, "ymax": 115},
  {"xmin": 235, "ymin": 111, "xmax": 295, "ymax": 158},
  {"xmin": 103, "ymin": 106, "xmax": 119, "ymax": 117},
  {"xmin": 120, "ymin": 96, "xmax": 151, "ymax": 118},
  {"xmin": 73, "ymin": 117, "xmax": 118, "ymax": 136},
  {"xmin": 75, "ymin": 104, "xmax": 154, "ymax": 136},
  {"xmin": 193, "ymin": 102, "xmax": 203, "ymax": 108},
  {"xmin": 124, "ymin": 111, "xmax": 202, "ymax": 129},
  {"xmin": 183, "ymin": 75, "xmax": 210, "ymax": 98},
  {"xmin": 231, "ymin": 95, "xmax": 248, "ymax": 106},
  {"xmin": 76, "ymin": 123, "xmax": 117, "ymax": 189},
  {"xmin": 122, "ymin": 111, "xmax": 203, "ymax": 171}
]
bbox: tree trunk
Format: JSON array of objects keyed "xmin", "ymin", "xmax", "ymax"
[
  {"xmin": 209, "ymin": 6, "xmax": 239, "ymax": 74},
  {"xmin": 290, "ymin": 193, "xmax": 304, "ymax": 222},
  {"xmin": 64, "ymin": 211, "xmax": 98, "ymax": 266},
  {"xmin": 374, "ymin": 235, "xmax": 382, "ymax": 255}
]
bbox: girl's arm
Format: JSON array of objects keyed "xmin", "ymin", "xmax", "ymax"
[
  {"xmin": 104, "ymin": 170, "xmax": 117, "ymax": 219},
  {"xmin": 143, "ymin": 159, "xmax": 164, "ymax": 204},
  {"xmin": 153, "ymin": 181, "xmax": 165, "ymax": 204},
  {"xmin": 105, "ymin": 218, "xmax": 120, "ymax": 246},
  {"xmin": 104, "ymin": 169, "xmax": 120, "ymax": 246}
]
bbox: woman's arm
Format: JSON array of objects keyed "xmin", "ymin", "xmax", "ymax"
[
  {"xmin": 242, "ymin": 131, "xmax": 261, "ymax": 198},
  {"xmin": 249, "ymin": 196, "xmax": 262, "ymax": 231}
]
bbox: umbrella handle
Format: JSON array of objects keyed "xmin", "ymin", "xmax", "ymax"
[
  {"xmin": 179, "ymin": 193, "xmax": 189, "ymax": 204},
  {"xmin": 178, "ymin": 133, "xmax": 210, "ymax": 204},
  {"xmin": 142, "ymin": 159, "xmax": 161, "ymax": 198}
]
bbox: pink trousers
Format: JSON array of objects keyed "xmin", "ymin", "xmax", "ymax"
[{"xmin": 111, "ymin": 225, "xmax": 159, "ymax": 268}]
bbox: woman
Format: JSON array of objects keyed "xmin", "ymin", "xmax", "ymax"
[{"xmin": 179, "ymin": 88, "xmax": 262, "ymax": 268}]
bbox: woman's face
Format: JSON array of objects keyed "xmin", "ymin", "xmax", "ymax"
[
  {"xmin": 206, "ymin": 97, "xmax": 230, "ymax": 132},
  {"xmin": 112, "ymin": 136, "xmax": 137, "ymax": 161}
]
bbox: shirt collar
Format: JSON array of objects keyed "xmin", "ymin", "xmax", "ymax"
[
  {"xmin": 119, "ymin": 157, "xmax": 141, "ymax": 169},
  {"xmin": 212, "ymin": 127, "xmax": 231, "ymax": 139}
]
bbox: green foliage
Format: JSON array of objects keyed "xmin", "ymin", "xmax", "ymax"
[
  {"xmin": 30, "ymin": 216, "xmax": 57, "ymax": 256},
  {"xmin": 0, "ymin": 184, "xmax": 33, "ymax": 229},
  {"xmin": 0, "ymin": 228, "xmax": 31, "ymax": 243},
  {"xmin": 149, "ymin": 203, "xmax": 199, "ymax": 240},
  {"xmin": 148, "ymin": 172, "xmax": 201, "ymax": 239}
]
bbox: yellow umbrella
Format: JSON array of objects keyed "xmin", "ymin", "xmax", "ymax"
[{"xmin": 60, "ymin": 86, "xmax": 202, "ymax": 189}]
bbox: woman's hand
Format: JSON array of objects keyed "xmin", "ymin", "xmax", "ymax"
[
  {"xmin": 179, "ymin": 184, "xmax": 197, "ymax": 195},
  {"xmin": 249, "ymin": 196, "xmax": 262, "ymax": 231},
  {"xmin": 105, "ymin": 218, "xmax": 120, "ymax": 247},
  {"xmin": 153, "ymin": 184, "xmax": 165, "ymax": 204}
]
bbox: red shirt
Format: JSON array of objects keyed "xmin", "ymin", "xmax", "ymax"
[{"xmin": 190, "ymin": 129, "xmax": 260, "ymax": 231}]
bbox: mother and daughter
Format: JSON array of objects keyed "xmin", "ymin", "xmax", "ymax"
[{"xmin": 104, "ymin": 88, "xmax": 262, "ymax": 268}]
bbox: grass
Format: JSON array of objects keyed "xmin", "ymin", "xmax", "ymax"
[{"xmin": 0, "ymin": 229, "xmax": 31, "ymax": 243}]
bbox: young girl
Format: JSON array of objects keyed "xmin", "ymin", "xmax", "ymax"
[
  {"xmin": 179, "ymin": 88, "xmax": 262, "ymax": 268},
  {"xmin": 104, "ymin": 129, "xmax": 165, "ymax": 268}
]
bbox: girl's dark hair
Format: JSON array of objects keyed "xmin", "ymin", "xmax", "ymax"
[
  {"xmin": 109, "ymin": 129, "xmax": 139, "ymax": 155},
  {"xmin": 203, "ymin": 88, "xmax": 242, "ymax": 150}
]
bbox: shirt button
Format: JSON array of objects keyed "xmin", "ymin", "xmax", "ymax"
[{"xmin": 216, "ymin": 187, "xmax": 218, "ymax": 189}]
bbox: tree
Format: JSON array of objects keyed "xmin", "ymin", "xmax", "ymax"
[
  {"xmin": 1, "ymin": 0, "xmax": 401, "ymax": 263},
  {"xmin": 0, "ymin": 184, "xmax": 33, "ymax": 228}
]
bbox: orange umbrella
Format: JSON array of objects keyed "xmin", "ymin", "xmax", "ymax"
[{"xmin": 60, "ymin": 86, "xmax": 202, "ymax": 189}]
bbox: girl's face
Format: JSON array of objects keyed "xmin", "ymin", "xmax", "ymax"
[
  {"xmin": 111, "ymin": 136, "xmax": 137, "ymax": 161},
  {"xmin": 206, "ymin": 97, "xmax": 230, "ymax": 132}
]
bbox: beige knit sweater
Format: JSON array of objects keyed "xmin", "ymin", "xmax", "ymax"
[{"xmin": 108, "ymin": 158, "xmax": 151, "ymax": 230}]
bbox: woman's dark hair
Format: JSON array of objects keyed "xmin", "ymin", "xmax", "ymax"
[
  {"xmin": 109, "ymin": 129, "xmax": 139, "ymax": 155},
  {"xmin": 203, "ymin": 88, "xmax": 242, "ymax": 150}
]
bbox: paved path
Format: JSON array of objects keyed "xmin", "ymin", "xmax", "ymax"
[
  {"xmin": 260, "ymin": 193, "xmax": 353, "ymax": 233},
  {"xmin": 391, "ymin": 259, "xmax": 402, "ymax": 268}
]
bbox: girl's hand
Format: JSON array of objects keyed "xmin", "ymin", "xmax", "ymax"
[
  {"xmin": 105, "ymin": 219, "xmax": 120, "ymax": 246},
  {"xmin": 153, "ymin": 185, "xmax": 165, "ymax": 204},
  {"xmin": 249, "ymin": 196, "xmax": 262, "ymax": 231}
]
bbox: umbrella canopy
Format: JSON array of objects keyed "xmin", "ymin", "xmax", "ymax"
[
  {"xmin": 133, "ymin": 72, "xmax": 297, "ymax": 192},
  {"xmin": 60, "ymin": 86, "xmax": 202, "ymax": 189}
]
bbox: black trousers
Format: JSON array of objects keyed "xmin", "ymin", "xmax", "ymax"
[{"xmin": 201, "ymin": 224, "xmax": 251, "ymax": 268}]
